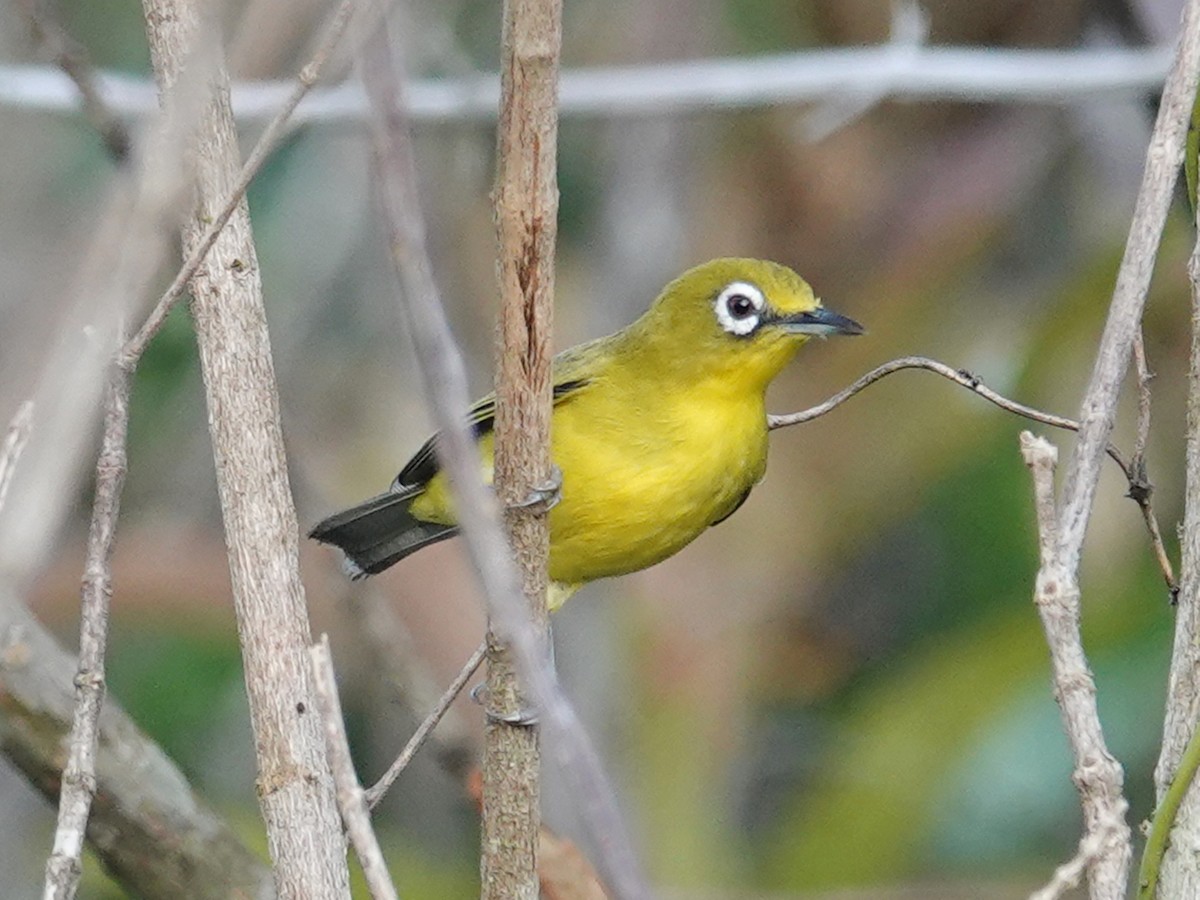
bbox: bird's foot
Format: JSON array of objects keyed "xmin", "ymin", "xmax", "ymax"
[
  {"xmin": 470, "ymin": 683, "xmax": 539, "ymax": 727},
  {"xmin": 507, "ymin": 464, "xmax": 563, "ymax": 514}
]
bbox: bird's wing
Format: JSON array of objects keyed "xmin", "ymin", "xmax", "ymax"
[{"xmin": 392, "ymin": 377, "xmax": 591, "ymax": 489}]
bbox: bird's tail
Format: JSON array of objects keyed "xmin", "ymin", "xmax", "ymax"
[{"xmin": 309, "ymin": 488, "xmax": 458, "ymax": 579}]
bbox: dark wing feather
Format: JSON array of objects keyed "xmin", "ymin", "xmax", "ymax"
[{"xmin": 393, "ymin": 378, "xmax": 590, "ymax": 489}]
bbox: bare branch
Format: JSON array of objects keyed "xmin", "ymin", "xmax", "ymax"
[
  {"xmin": 0, "ymin": 401, "xmax": 34, "ymax": 517},
  {"xmin": 141, "ymin": 0, "xmax": 349, "ymax": 893},
  {"xmin": 310, "ymin": 636, "xmax": 400, "ymax": 900},
  {"xmin": 1020, "ymin": 432, "xmax": 1131, "ymax": 899},
  {"xmin": 1055, "ymin": 0, "xmax": 1200, "ymax": 575},
  {"xmin": 365, "ymin": 640, "xmax": 485, "ymax": 809},
  {"xmin": 358, "ymin": 22, "xmax": 649, "ymax": 900},
  {"xmin": 0, "ymin": 43, "xmax": 1174, "ymax": 124},
  {"xmin": 1029, "ymin": 812, "xmax": 1125, "ymax": 900},
  {"xmin": 482, "ymin": 0, "xmax": 563, "ymax": 893},
  {"xmin": 1153, "ymin": 90, "xmax": 1200, "ymax": 895},
  {"xmin": 42, "ymin": 366, "xmax": 130, "ymax": 900},
  {"xmin": 1127, "ymin": 333, "xmax": 1178, "ymax": 598},
  {"xmin": 769, "ymin": 355, "xmax": 1177, "ymax": 598}
]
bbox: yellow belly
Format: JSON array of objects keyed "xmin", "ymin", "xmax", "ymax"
[
  {"xmin": 409, "ymin": 384, "xmax": 769, "ymax": 592},
  {"xmin": 544, "ymin": 394, "xmax": 766, "ymax": 585}
]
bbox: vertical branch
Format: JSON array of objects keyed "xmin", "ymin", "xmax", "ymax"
[
  {"xmin": 1017, "ymin": 3, "xmax": 1200, "ymax": 897},
  {"xmin": 360, "ymin": 15, "xmax": 648, "ymax": 899},
  {"xmin": 0, "ymin": 402, "xmax": 34, "ymax": 515},
  {"xmin": 485, "ymin": 0, "xmax": 562, "ymax": 896},
  {"xmin": 42, "ymin": 365, "xmax": 130, "ymax": 900},
  {"xmin": 1021, "ymin": 433, "xmax": 1130, "ymax": 900},
  {"xmin": 1055, "ymin": 0, "xmax": 1200, "ymax": 574},
  {"xmin": 1153, "ymin": 207, "xmax": 1200, "ymax": 896},
  {"xmin": 310, "ymin": 636, "xmax": 400, "ymax": 900},
  {"xmin": 140, "ymin": 1, "xmax": 349, "ymax": 896}
]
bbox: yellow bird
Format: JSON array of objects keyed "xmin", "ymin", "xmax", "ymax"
[{"xmin": 310, "ymin": 258, "xmax": 862, "ymax": 609}]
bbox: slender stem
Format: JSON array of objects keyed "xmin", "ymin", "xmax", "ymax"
[
  {"xmin": 0, "ymin": 401, "xmax": 34, "ymax": 516},
  {"xmin": 1140, "ymin": 722, "xmax": 1200, "ymax": 899},
  {"xmin": 770, "ymin": 355, "xmax": 1177, "ymax": 598},
  {"xmin": 310, "ymin": 636, "xmax": 401, "ymax": 900},
  {"xmin": 120, "ymin": 0, "xmax": 356, "ymax": 367},
  {"xmin": 365, "ymin": 640, "xmax": 486, "ymax": 809},
  {"xmin": 358, "ymin": 20, "xmax": 649, "ymax": 899},
  {"xmin": 42, "ymin": 364, "xmax": 129, "ymax": 900}
]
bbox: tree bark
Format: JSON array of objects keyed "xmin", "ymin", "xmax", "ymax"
[
  {"xmin": 140, "ymin": 2, "xmax": 349, "ymax": 896},
  {"xmin": 483, "ymin": 0, "xmax": 562, "ymax": 897}
]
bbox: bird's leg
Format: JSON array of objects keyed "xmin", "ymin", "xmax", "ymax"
[
  {"xmin": 469, "ymin": 637, "xmax": 555, "ymax": 727},
  {"xmin": 470, "ymin": 682, "xmax": 539, "ymax": 726},
  {"xmin": 506, "ymin": 463, "xmax": 563, "ymax": 513}
]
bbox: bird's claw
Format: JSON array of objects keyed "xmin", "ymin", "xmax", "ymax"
[
  {"xmin": 508, "ymin": 464, "xmax": 563, "ymax": 514},
  {"xmin": 470, "ymin": 683, "xmax": 539, "ymax": 727}
]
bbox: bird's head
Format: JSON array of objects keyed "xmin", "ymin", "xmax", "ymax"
[{"xmin": 636, "ymin": 258, "xmax": 863, "ymax": 390}]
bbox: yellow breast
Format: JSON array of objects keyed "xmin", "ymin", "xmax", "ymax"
[{"xmin": 543, "ymin": 376, "xmax": 768, "ymax": 586}]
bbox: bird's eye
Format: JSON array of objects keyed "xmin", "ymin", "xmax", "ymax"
[
  {"xmin": 727, "ymin": 294, "xmax": 755, "ymax": 318},
  {"xmin": 714, "ymin": 281, "xmax": 765, "ymax": 336}
]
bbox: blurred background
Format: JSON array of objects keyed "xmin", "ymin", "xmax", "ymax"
[{"xmin": 0, "ymin": 0, "xmax": 1194, "ymax": 896}]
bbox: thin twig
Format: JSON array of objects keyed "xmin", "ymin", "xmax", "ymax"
[
  {"xmin": 483, "ymin": 0, "xmax": 562, "ymax": 894},
  {"xmin": 0, "ymin": 401, "xmax": 34, "ymax": 516},
  {"xmin": 1128, "ymin": 332, "xmax": 1178, "ymax": 598},
  {"xmin": 365, "ymin": 639, "xmax": 486, "ymax": 809},
  {"xmin": 0, "ymin": 43, "xmax": 1174, "ymax": 124},
  {"xmin": 1139, "ymin": 718, "xmax": 1200, "ymax": 899},
  {"xmin": 142, "ymin": 0, "xmax": 351, "ymax": 891},
  {"xmin": 1152, "ymin": 71, "xmax": 1200, "ymax": 892},
  {"xmin": 768, "ymin": 355, "xmax": 1177, "ymax": 597},
  {"xmin": 310, "ymin": 635, "xmax": 401, "ymax": 900},
  {"xmin": 359, "ymin": 23, "xmax": 650, "ymax": 900},
  {"xmin": 16, "ymin": 0, "xmax": 131, "ymax": 160},
  {"xmin": 1030, "ymin": 812, "xmax": 1126, "ymax": 900},
  {"xmin": 120, "ymin": 0, "xmax": 356, "ymax": 366},
  {"xmin": 1021, "ymin": 433, "xmax": 1131, "ymax": 900},
  {"xmin": 1055, "ymin": 0, "xmax": 1200, "ymax": 576},
  {"xmin": 38, "ymin": 5, "xmax": 363, "ymax": 895},
  {"xmin": 43, "ymin": 365, "xmax": 130, "ymax": 900}
]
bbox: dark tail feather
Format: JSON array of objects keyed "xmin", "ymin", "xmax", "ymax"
[{"xmin": 309, "ymin": 489, "xmax": 458, "ymax": 579}]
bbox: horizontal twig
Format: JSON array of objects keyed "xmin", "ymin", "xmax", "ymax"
[
  {"xmin": 769, "ymin": 355, "xmax": 1178, "ymax": 598},
  {"xmin": 0, "ymin": 43, "xmax": 1171, "ymax": 125}
]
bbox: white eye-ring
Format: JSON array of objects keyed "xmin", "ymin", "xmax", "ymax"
[{"xmin": 714, "ymin": 281, "xmax": 765, "ymax": 336}]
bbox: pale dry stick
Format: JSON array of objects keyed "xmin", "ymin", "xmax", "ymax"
[
  {"xmin": 1021, "ymin": 433, "xmax": 1131, "ymax": 900},
  {"xmin": 15, "ymin": 0, "xmax": 131, "ymax": 160},
  {"xmin": 0, "ymin": 401, "xmax": 34, "ymax": 516},
  {"xmin": 1056, "ymin": 0, "xmax": 1200, "ymax": 575},
  {"xmin": 359, "ymin": 23, "xmax": 651, "ymax": 900},
  {"xmin": 768, "ymin": 355, "xmax": 1177, "ymax": 598},
  {"xmin": 310, "ymin": 636, "xmax": 401, "ymax": 900},
  {"xmin": 121, "ymin": 0, "xmax": 356, "ymax": 365},
  {"xmin": 1050, "ymin": 2, "xmax": 1200, "ymax": 893},
  {"xmin": 142, "ymin": 0, "xmax": 349, "ymax": 894},
  {"xmin": 340, "ymin": 585, "xmax": 478, "ymax": 782},
  {"xmin": 1029, "ymin": 811, "xmax": 1127, "ymax": 900},
  {"xmin": 43, "ymin": 366, "xmax": 130, "ymax": 900},
  {"xmin": 41, "ymin": 4, "xmax": 361, "ymax": 895},
  {"xmin": 39, "ymin": 35, "xmax": 226, "ymax": 898},
  {"xmin": 365, "ymin": 639, "xmax": 485, "ymax": 809},
  {"xmin": 484, "ymin": 0, "xmax": 562, "ymax": 895},
  {"xmin": 0, "ymin": 43, "xmax": 1176, "ymax": 124},
  {"xmin": 1152, "ymin": 178, "xmax": 1200, "ymax": 894},
  {"xmin": 1128, "ymin": 332, "xmax": 1178, "ymax": 598}
]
